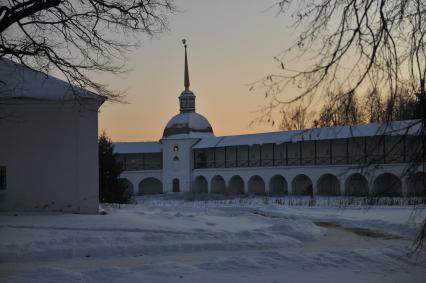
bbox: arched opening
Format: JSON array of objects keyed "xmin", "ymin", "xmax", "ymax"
[
  {"xmin": 172, "ymin": 178, "xmax": 180, "ymax": 192},
  {"xmin": 406, "ymin": 172, "xmax": 426, "ymax": 196},
  {"xmin": 317, "ymin": 174, "xmax": 340, "ymax": 196},
  {"xmin": 192, "ymin": 176, "xmax": 208, "ymax": 194},
  {"xmin": 138, "ymin": 177, "xmax": 163, "ymax": 195},
  {"xmin": 211, "ymin": 175, "xmax": 226, "ymax": 194},
  {"xmin": 345, "ymin": 173, "xmax": 369, "ymax": 196},
  {"xmin": 292, "ymin": 174, "xmax": 313, "ymax": 195},
  {"xmin": 248, "ymin": 175, "xmax": 266, "ymax": 195},
  {"xmin": 228, "ymin": 175, "xmax": 244, "ymax": 195},
  {"xmin": 269, "ymin": 175, "xmax": 288, "ymax": 196},
  {"xmin": 373, "ymin": 173, "xmax": 402, "ymax": 197}
]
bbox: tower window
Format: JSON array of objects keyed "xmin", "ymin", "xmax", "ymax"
[{"xmin": 0, "ymin": 166, "xmax": 6, "ymax": 190}]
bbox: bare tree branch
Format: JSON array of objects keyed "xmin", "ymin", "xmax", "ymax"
[
  {"xmin": 0, "ymin": 0, "xmax": 175, "ymax": 99},
  {"xmin": 252, "ymin": 0, "xmax": 426, "ymax": 123}
]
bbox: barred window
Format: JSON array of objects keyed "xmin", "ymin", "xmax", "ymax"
[{"xmin": 0, "ymin": 166, "xmax": 6, "ymax": 190}]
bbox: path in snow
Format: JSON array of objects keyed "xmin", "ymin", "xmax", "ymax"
[{"xmin": 0, "ymin": 195, "xmax": 425, "ymax": 282}]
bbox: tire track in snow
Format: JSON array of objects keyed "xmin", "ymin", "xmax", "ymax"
[{"xmin": 0, "ymin": 225, "xmax": 191, "ymax": 235}]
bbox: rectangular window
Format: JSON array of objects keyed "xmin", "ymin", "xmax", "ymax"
[{"xmin": 0, "ymin": 166, "xmax": 6, "ymax": 190}]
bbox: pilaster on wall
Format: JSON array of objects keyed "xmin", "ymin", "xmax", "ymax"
[
  {"xmin": 206, "ymin": 180, "xmax": 211, "ymax": 194},
  {"xmin": 339, "ymin": 179, "xmax": 345, "ymax": 195},
  {"xmin": 312, "ymin": 183, "xmax": 318, "ymax": 195},
  {"xmin": 288, "ymin": 183, "xmax": 293, "ymax": 195},
  {"xmin": 401, "ymin": 178, "xmax": 408, "ymax": 197},
  {"xmin": 367, "ymin": 179, "xmax": 374, "ymax": 196}
]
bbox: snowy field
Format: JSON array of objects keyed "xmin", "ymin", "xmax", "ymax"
[{"xmin": 1, "ymin": 195, "xmax": 425, "ymax": 283}]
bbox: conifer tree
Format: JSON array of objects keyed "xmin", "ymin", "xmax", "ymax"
[{"xmin": 98, "ymin": 132, "xmax": 131, "ymax": 203}]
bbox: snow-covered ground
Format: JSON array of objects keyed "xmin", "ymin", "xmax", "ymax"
[{"xmin": 1, "ymin": 195, "xmax": 425, "ymax": 283}]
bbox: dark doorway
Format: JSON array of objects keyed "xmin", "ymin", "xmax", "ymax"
[{"xmin": 172, "ymin": 178, "xmax": 180, "ymax": 192}]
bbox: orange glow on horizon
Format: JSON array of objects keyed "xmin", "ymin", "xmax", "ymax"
[{"xmin": 97, "ymin": 0, "xmax": 293, "ymax": 142}]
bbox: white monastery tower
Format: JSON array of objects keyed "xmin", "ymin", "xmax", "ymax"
[{"xmin": 161, "ymin": 39, "xmax": 214, "ymax": 193}]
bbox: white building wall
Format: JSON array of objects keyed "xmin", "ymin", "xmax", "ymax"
[
  {"xmin": 116, "ymin": 137, "xmax": 423, "ymax": 197},
  {"xmin": 161, "ymin": 138, "xmax": 199, "ymax": 192},
  {"xmin": 118, "ymin": 155, "xmax": 421, "ymax": 197},
  {"xmin": 193, "ymin": 163, "xmax": 411, "ymax": 196},
  {"xmin": 0, "ymin": 99, "xmax": 101, "ymax": 213}
]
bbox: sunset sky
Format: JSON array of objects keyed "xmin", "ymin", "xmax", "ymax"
[{"xmin": 98, "ymin": 0, "xmax": 296, "ymax": 142}]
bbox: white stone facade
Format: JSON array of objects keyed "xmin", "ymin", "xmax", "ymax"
[
  {"xmin": 0, "ymin": 60, "xmax": 105, "ymax": 213},
  {"xmin": 115, "ymin": 48, "xmax": 425, "ymax": 198},
  {"xmin": 0, "ymin": 100, "xmax": 104, "ymax": 213},
  {"xmin": 116, "ymin": 68, "xmax": 426, "ymax": 196}
]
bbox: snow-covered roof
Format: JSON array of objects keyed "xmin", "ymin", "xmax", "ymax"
[
  {"xmin": 0, "ymin": 59, "xmax": 105, "ymax": 101},
  {"xmin": 193, "ymin": 120, "xmax": 422, "ymax": 149},
  {"xmin": 114, "ymin": 142, "xmax": 162, "ymax": 154},
  {"xmin": 163, "ymin": 112, "xmax": 214, "ymax": 138},
  {"xmin": 162, "ymin": 132, "xmax": 216, "ymax": 140}
]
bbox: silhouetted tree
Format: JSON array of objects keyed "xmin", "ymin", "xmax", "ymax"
[
  {"xmin": 254, "ymin": 0, "xmax": 425, "ymax": 108},
  {"xmin": 313, "ymin": 86, "xmax": 423, "ymax": 127},
  {"xmin": 279, "ymin": 103, "xmax": 313, "ymax": 130},
  {"xmin": 99, "ymin": 132, "xmax": 131, "ymax": 203},
  {"xmin": 252, "ymin": 0, "xmax": 426, "ymax": 250},
  {"xmin": 0, "ymin": 0, "xmax": 174, "ymax": 99},
  {"xmin": 313, "ymin": 91, "xmax": 364, "ymax": 128}
]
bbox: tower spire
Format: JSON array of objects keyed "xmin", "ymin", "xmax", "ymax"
[
  {"xmin": 179, "ymin": 39, "xmax": 195, "ymax": 113},
  {"xmin": 183, "ymin": 39, "xmax": 190, "ymax": 90}
]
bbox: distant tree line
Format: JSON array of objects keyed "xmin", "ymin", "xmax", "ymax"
[{"xmin": 280, "ymin": 86, "xmax": 423, "ymax": 131}]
